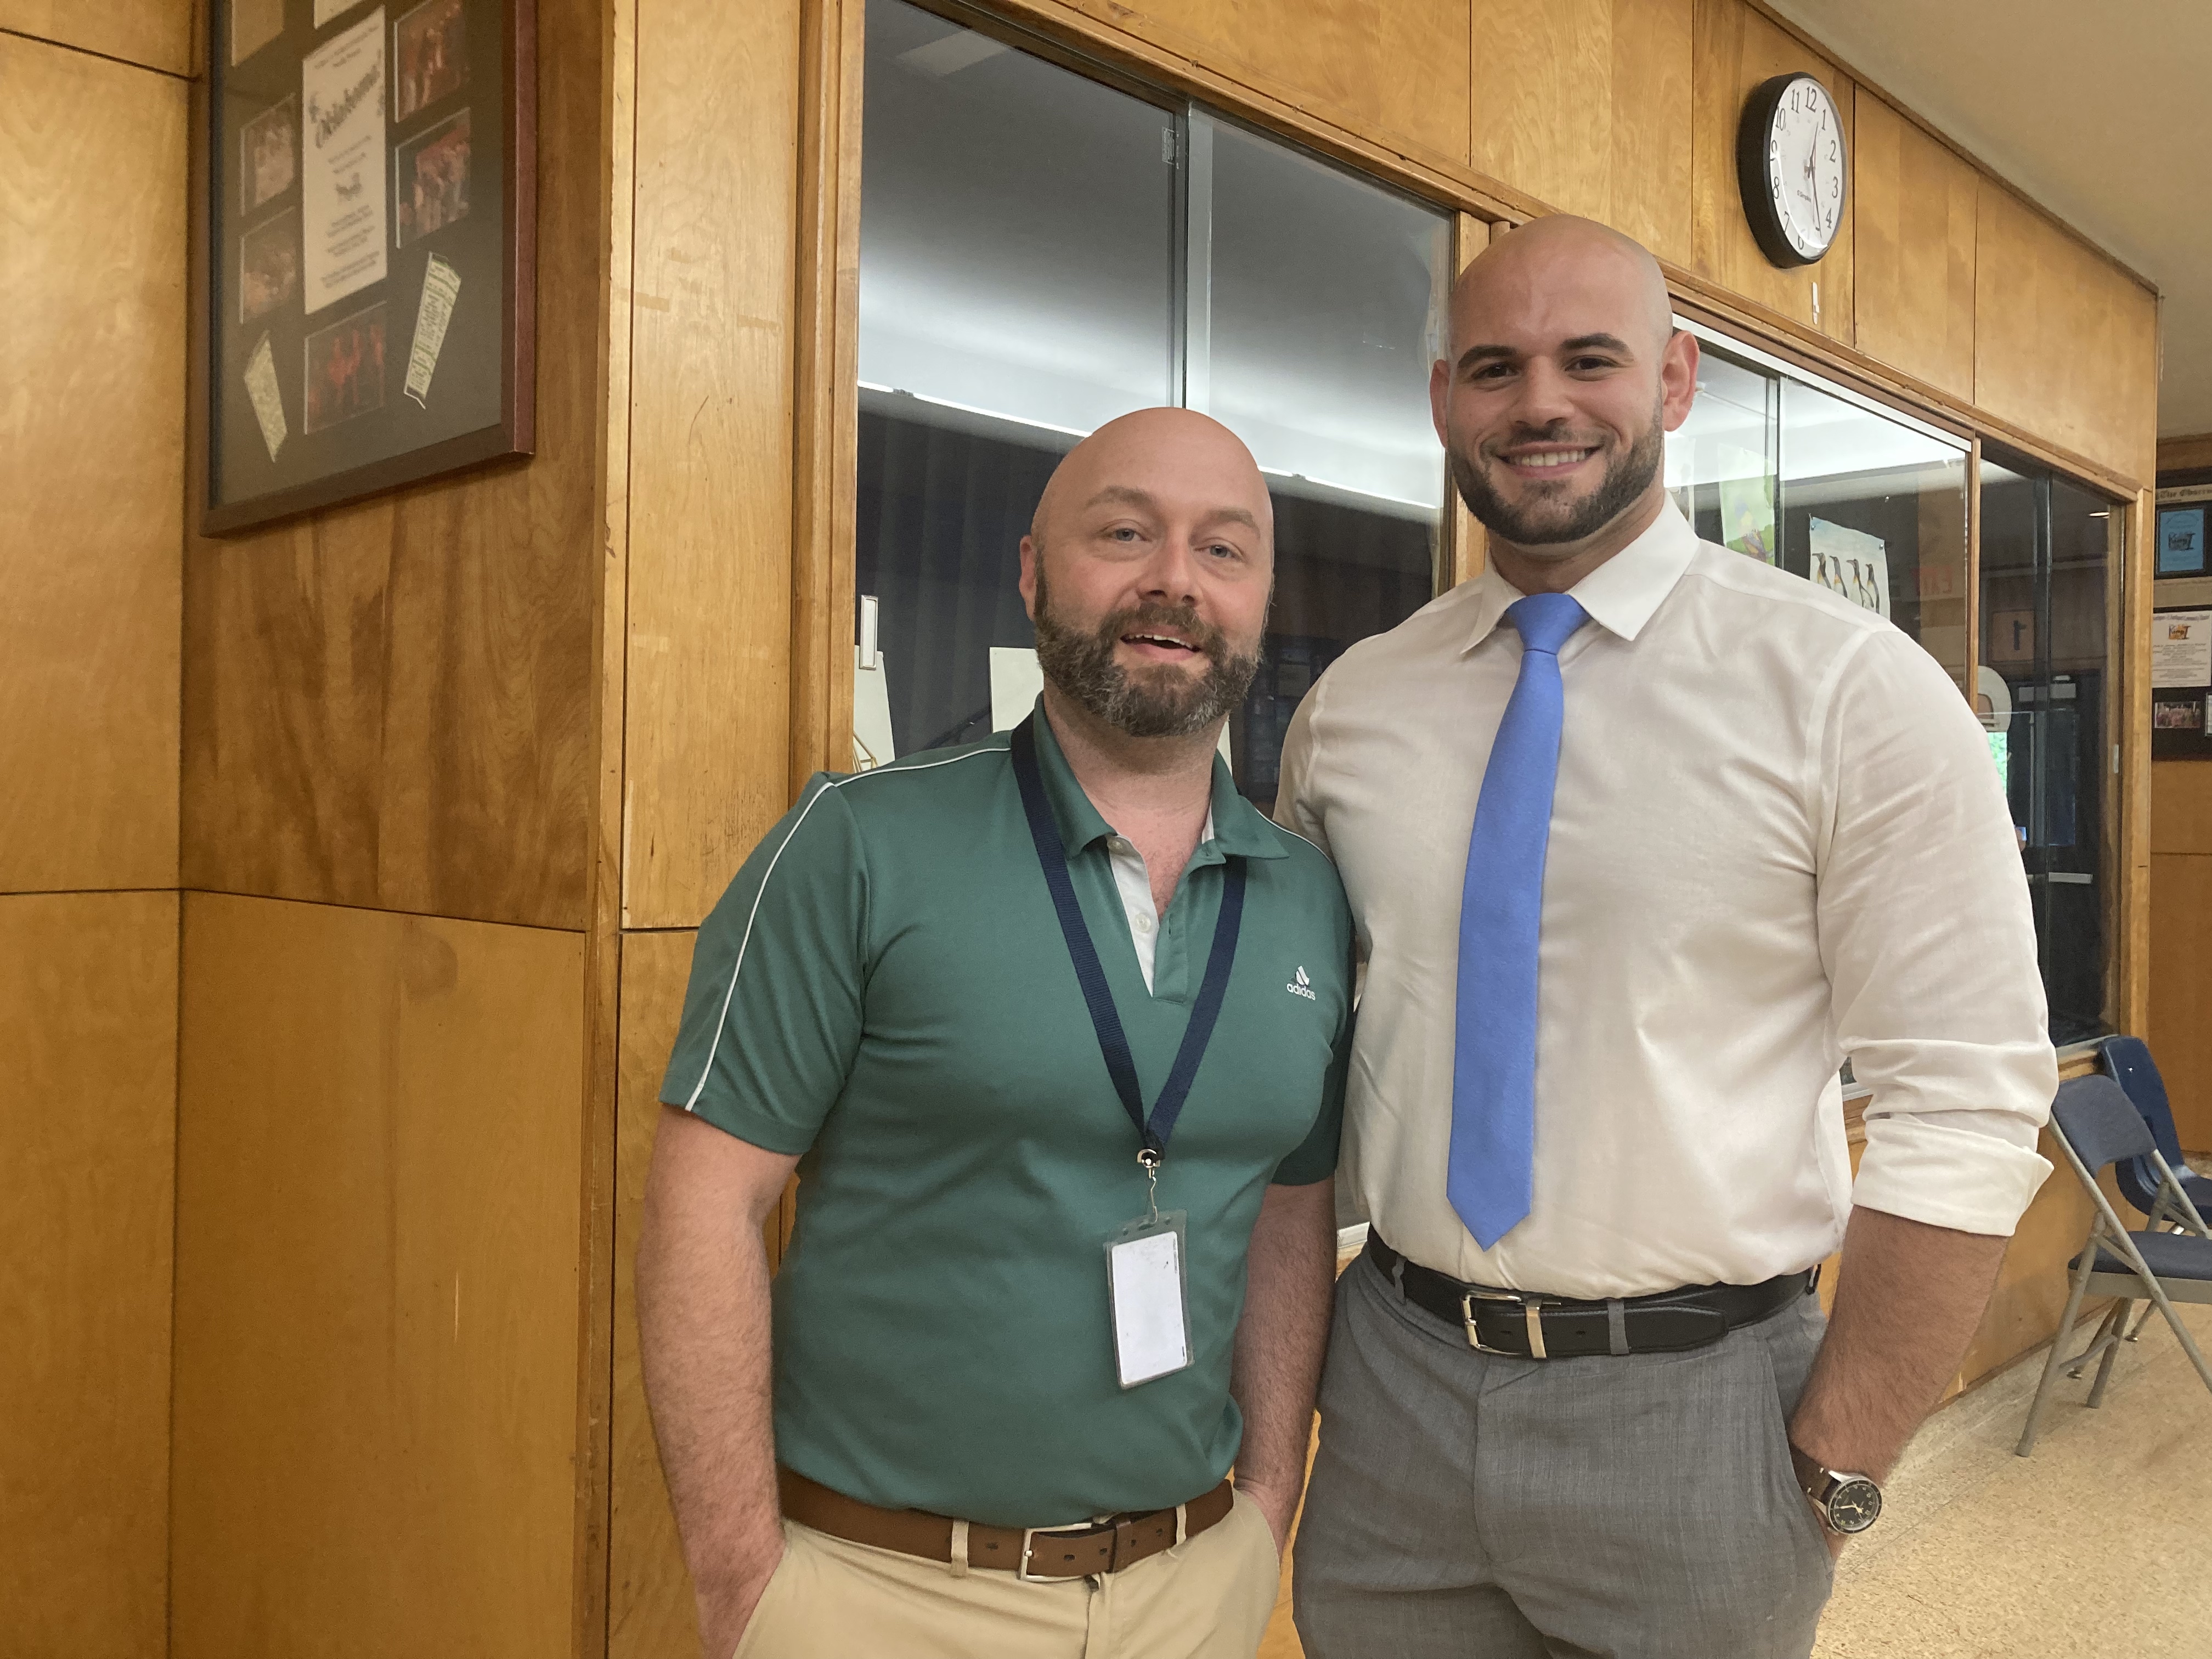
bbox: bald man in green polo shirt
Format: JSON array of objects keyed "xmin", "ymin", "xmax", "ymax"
[{"xmin": 636, "ymin": 408, "xmax": 1354, "ymax": 1659}]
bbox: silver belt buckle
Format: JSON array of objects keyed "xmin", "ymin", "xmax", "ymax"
[
  {"xmin": 1017, "ymin": 1520, "xmax": 1103, "ymax": 1582},
  {"xmin": 1461, "ymin": 1289, "xmax": 1553, "ymax": 1359}
]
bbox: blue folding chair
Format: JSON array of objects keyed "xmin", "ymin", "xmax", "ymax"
[
  {"xmin": 2016, "ymin": 1074, "xmax": 2212, "ymax": 1457},
  {"xmin": 2099, "ymin": 1036, "xmax": 2212, "ymax": 1224}
]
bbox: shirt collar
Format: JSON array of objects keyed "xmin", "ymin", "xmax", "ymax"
[
  {"xmin": 1458, "ymin": 495, "xmax": 1700, "ymax": 653},
  {"xmin": 1026, "ymin": 700, "xmax": 1289, "ymax": 863}
]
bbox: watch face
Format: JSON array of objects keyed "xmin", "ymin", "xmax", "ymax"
[
  {"xmin": 1826, "ymin": 1476, "xmax": 1882, "ymax": 1534},
  {"xmin": 1764, "ymin": 76, "xmax": 1845, "ymax": 261}
]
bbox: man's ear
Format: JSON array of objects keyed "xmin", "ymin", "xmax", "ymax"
[
  {"xmin": 1429, "ymin": 357, "xmax": 1452, "ymax": 449},
  {"xmin": 1017, "ymin": 535, "xmax": 1040, "ymax": 622},
  {"xmin": 1659, "ymin": 329, "xmax": 1701, "ymax": 433}
]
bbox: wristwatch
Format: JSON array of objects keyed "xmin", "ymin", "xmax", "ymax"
[{"xmin": 1789, "ymin": 1445, "xmax": 1882, "ymax": 1534}]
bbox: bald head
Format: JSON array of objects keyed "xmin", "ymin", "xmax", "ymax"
[
  {"xmin": 1428, "ymin": 215, "xmax": 1698, "ymax": 572},
  {"xmin": 1018, "ymin": 407, "xmax": 1273, "ymax": 743},
  {"xmin": 1030, "ymin": 407, "xmax": 1272, "ymax": 554},
  {"xmin": 1450, "ymin": 215, "xmax": 1675, "ymax": 361}
]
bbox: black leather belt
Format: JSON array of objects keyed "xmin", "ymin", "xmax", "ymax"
[{"xmin": 1365, "ymin": 1231, "xmax": 1815, "ymax": 1359}]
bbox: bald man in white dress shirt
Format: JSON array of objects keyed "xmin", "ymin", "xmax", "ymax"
[{"xmin": 1282, "ymin": 217, "xmax": 2056, "ymax": 1658}]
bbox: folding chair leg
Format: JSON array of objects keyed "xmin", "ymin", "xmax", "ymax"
[
  {"xmin": 2069, "ymin": 1302, "xmax": 2123, "ymax": 1379},
  {"xmin": 2086, "ymin": 1305, "xmax": 2128, "ymax": 1407},
  {"xmin": 2018, "ymin": 1260, "xmax": 2096, "ymax": 1457},
  {"xmin": 2136, "ymin": 1278, "xmax": 2212, "ymax": 1401},
  {"xmin": 2126, "ymin": 1301, "xmax": 2155, "ymax": 1342}
]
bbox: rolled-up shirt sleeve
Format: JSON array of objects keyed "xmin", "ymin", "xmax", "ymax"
[{"xmin": 1814, "ymin": 628, "xmax": 2056, "ymax": 1236}]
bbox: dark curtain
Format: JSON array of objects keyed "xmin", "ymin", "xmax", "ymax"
[{"xmin": 857, "ymin": 408, "xmax": 1437, "ymax": 803}]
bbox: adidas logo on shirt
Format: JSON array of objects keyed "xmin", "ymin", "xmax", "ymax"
[{"xmin": 1286, "ymin": 966, "xmax": 1317, "ymax": 1001}]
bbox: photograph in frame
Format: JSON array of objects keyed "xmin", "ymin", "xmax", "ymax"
[
  {"xmin": 395, "ymin": 108, "xmax": 472, "ymax": 247},
  {"xmin": 241, "ymin": 95, "xmax": 298, "ymax": 213},
  {"xmin": 393, "ymin": 0, "xmax": 469, "ymax": 122},
  {"xmin": 304, "ymin": 302, "xmax": 388, "ymax": 433},
  {"xmin": 239, "ymin": 210, "xmax": 301, "ymax": 323}
]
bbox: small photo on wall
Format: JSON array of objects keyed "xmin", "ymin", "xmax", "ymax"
[
  {"xmin": 2160, "ymin": 506, "xmax": 2208, "ymax": 576},
  {"xmin": 395, "ymin": 108, "xmax": 471, "ymax": 246},
  {"xmin": 304, "ymin": 302, "xmax": 387, "ymax": 433},
  {"xmin": 239, "ymin": 210, "xmax": 300, "ymax": 323},
  {"xmin": 241, "ymin": 95, "xmax": 298, "ymax": 213},
  {"xmin": 393, "ymin": 0, "xmax": 469, "ymax": 122},
  {"xmin": 2154, "ymin": 699, "xmax": 2205, "ymax": 732}
]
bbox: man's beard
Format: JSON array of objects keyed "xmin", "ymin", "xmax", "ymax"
[
  {"xmin": 1449, "ymin": 404, "xmax": 1666, "ymax": 548},
  {"xmin": 1031, "ymin": 565, "xmax": 1261, "ymax": 740}
]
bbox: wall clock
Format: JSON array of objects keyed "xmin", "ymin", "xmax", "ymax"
[{"xmin": 1736, "ymin": 72, "xmax": 1847, "ymax": 269}]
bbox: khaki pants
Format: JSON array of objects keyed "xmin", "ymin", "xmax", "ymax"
[{"xmin": 731, "ymin": 1489, "xmax": 1282, "ymax": 1659}]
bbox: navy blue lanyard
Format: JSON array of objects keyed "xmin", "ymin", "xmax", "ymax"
[{"xmin": 1009, "ymin": 715, "xmax": 1246, "ymax": 1164}]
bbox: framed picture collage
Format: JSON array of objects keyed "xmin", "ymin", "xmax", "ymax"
[{"xmin": 203, "ymin": 0, "xmax": 534, "ymax": 533}]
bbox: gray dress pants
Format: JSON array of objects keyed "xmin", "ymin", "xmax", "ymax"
[{"xmin": 1293, "ymin": 1250, "xmax": 1835, "ymax": 1659}]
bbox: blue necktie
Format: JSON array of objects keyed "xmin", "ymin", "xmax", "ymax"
[{"xmin": 1449, "ymin": 592, "xmax": 1590, "ymax": 1250}]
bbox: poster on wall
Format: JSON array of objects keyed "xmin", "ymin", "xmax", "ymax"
[
  {"xmin": 1807, "ymin": 517, "xmax": 1889, "ymax": 618},
  {"xmin": 2159, "ymin": 506, "xmax": 2208, "ymax": 576},
  {"xmin": 2153, "ymin": 606, "xmax": 2212, "ymax": 761},
  {"xmin": 1716, "ymin": 444, "xmax": 1777, "ymax": 565},
  {"xmin": 201, "ymin": 0, "xmax": 534, "ymax": 535}
]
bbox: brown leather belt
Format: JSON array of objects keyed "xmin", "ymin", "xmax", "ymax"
[{"xmin": 777, "ymin": 1468, "xmax": 1237, "ymax": 1581}]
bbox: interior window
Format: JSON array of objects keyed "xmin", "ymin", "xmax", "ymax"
[
  {"xmin": 1667, "ymin": 330, "xmax": 1970, "ymax": 692},
  {"xmin": 1981, "ymin": 452, "xmax": 2120, "ymax": 1045},
  {"xmin": 853, "ymin": 0, "xmax": 1450, "ymax": 807}
]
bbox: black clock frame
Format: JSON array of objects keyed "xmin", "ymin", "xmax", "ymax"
[{"xmin": 1735, "ymin": 72, "xmax": 1846, "ymax": 271}]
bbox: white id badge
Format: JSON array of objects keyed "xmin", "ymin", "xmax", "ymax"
[{"xmin": 1105, "ymin": 1211, "xmax": 1193, "ymax": 1389}]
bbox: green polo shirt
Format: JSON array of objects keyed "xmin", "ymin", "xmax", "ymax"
[{"xmin": 659, "ymin": 708, "xmax": 1353, "ymax": 1527}]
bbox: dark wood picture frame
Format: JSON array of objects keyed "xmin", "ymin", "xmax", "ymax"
[{"xmin": 199, "ymin": 0, "xmax": 535, "ymax": 536}]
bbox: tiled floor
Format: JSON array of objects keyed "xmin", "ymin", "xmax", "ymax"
[{"xmin": 1815, "ymin": 1300, "xmax": 2212, "ymax": 1659}]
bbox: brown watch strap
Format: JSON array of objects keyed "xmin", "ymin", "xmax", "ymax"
[
  {"xmin": 776, "ymin": 1468, "xmax": 1237, "ymax": 1578},
  {"xmin": 1787, "ymin": 1444, "xmax": 1827, "ymax": 1500}
]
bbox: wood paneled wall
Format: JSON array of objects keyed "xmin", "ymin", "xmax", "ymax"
[
  {"xmin": 172, "ymin": 895, "xmax": 586, "ymax": 1659},
  {"xmin": 1850, "ymin": 91, "xmax": 1977, "ymax": 405},
  {"xmin": 617, "ymin": 0, "xmax": 804, "ymax": 932},
  {"xmin": 1, "ymin": 13, "xmax": 188, "ymax": 1650},
  {"xmin": 167, "ymin": 0, "xmax": 616, "ymax": 1653},
  {"xmin": 0, "ymin": 0, "xmax": 193, "ymax": 74},
  {"xmin": 1, "ymin": 27, "xmax": 187, "ymax": 895},
  {"xmin": 1974, "ymin": 184, "xmax": 2159, "ymax": 493},
  {"xmin": 0, "ymin": 891, "xmax": 179, "ymax": 1659},
  {"xmin": 180, "ymin": 0, "xmax": 607, "ymax": 933},
  {"xmin": 1466, "ymin": 0, "xmax": 1692, "ymax": 266},
  {"xmin": 1088, "ymin": 0, "xmax": 1470, "ymax": 170}
]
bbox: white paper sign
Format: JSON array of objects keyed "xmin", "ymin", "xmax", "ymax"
[
  {"xmin": 302, "ymin": 10, "xmax": 388, "ymax": 313},
  {"xmin": 989, "ymin": 646, "xmax": 1046, "ymax": 733},
  {"xmin": 1808, "ymin": 517, "xmax": 1889, "ymax": 619},
  {"xmin": 1107, "ymin": 1227, "xmax": 1190, "ymax": 1387},
  {"xmin": 2153, "ymin": 611, "xmax": 2212, "ymax": 690},
  {"xmin": 403, "ymin": 253, "xmax": 461, "ymax": 406},
  {"xmin": 242, "ymin": 333, "xmax": 289, "ymax": 460},
  {"xmin": 854, "ymin": 648, "xmax": 896, "ymax": 771}
]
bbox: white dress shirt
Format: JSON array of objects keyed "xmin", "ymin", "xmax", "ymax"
[{"xmin": 1277, "ymin": 499, "xmax": 2056, "ymax": 1299}]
